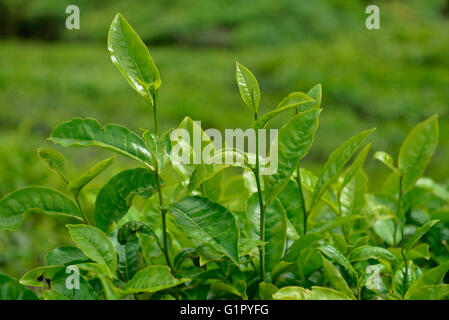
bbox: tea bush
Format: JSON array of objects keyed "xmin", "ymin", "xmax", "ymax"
[{"xmin": 0, "ymin": 14, "xmax": 448, "ymax": 300}]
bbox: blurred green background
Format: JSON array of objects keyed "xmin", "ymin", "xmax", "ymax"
[{"xmin": 0, "ymin": 0, "xmax": 448, "ymax": 277}]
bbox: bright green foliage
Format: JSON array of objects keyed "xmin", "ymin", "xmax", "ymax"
[
  {"xmin": 68, "ymin": 157, "xmax": 114, "ymax": 196},
  {"xmin": 236, "ymin": 62, "xmax": 260, "ymax": 113},
  {"xmin": 0, "ymin": 187, "xmax": 82, "ymax": 230},
  {"xmin": 398, "ymin": 115, "xmax": 438, "ymax": 192},
  {"xmin": 171, "ymin": 196, "xmax": 240, "ymax": 265},
  {"xmin": 67, "ymin": 224, "xmax": 117, "ymax": 279},
  {"xmin": 94, "ymin": 168, "xmax": 159, "ymax": 231},
  {"xmin": 49, "ymin": 118, "xmax": 154, "ymax": 168},
  {"xmin": 0, "ymin": 13, "xmax": 447, "ymax": 301},
  {"xmin": 264, "ymin": 109, "xmax": 321, "ymax": 207},
  {"xmin": 124, "ymin": 266, "xmax": 187, "ymax": 294},
  {"xmin": 37, "ymin": 148, "xmax": 69, "ymax": 183},
  {"xmin": 108, "ymin": 13, "xmax": 161, "ymax": 101},
  {"xmin": 0, "ymin": 273, "xmax": 38, "ymax": 300}
]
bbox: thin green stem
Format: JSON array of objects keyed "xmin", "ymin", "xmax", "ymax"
[
  {"xmin": 151, "ymin": 91, "xmax": 159, "ymax": 136},
  {"xmin": 394, "ymin": 175, "xmax": 403, "ymax": 246},
  {"xmin": 253, "ymin": 112, "xmax": 266, "ymax": 283},
  {"xmin": 75, "ymin": 194, "xmax": 90, "ymax": 225},
  {"xmin": 148, "ymin": 90, "xmax": 172, "ymax": 271},
  {"xmin": 395, "ymin": 175, "xmax": 408, "ymax": 298},
  {"xmin": 294, "ymin": 107, "xmax": 309, "ymax": 236},
  {"xmin": 295, "ymin": 166, "xmax": 308, "ymax": 236},
  {"xmin": 201, "ymin": 183, "xmax": 206, "ymax": 197}
]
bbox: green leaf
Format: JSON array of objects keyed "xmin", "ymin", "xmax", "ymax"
[
  {"xmin": 202, "ymin": 171, "xmax": 223, "ymax": 202},
  {"xmin": 116, "ymin": 241, "xmax": 139, "ymax": 282},
  {"xmin": 219, "ymin": 175, "xmax": 251, "ymax": 212},
  {"xmin": 399, "ymin": 115, "xmax": 438, "ymax": 192},
  {"xmin": 311, "ymin": 128, "xmax": 374, "ymax": 209},
  {"xmin": 340, "ymin": 170, "xmax": 367, "ymax": 217},
  {"xmin": 317, "ymin": 244, "xmax": 355, "ymax": 276},
  {"xmin": 67, "ymin": 224, "xmax": 117, "ymax": 279},
  {"xmin": 0, "ymin": 273, "xmax": 38, "ymax": 300},
  {"xmin": 264, "ymin": 109, "xmax": 321, "ymax": 207},
  {"xmin": 68, "ymin": 157, "xmax": 114, "ymax": 196},
  {"xmin": 277, "ymin": 180, "xmax": 304, "ymax": 236},
  {"xmin": 405, "ymin": 261, "xmax": 449, "ymax": 298},
  {"xmin": 124, "ymin": 266, "xmax": 186, "ymax": 294},
  {"xmin": 37, "ymin": 147, "xmax": 69, "ymax": 183},
  {"xmin": 405, "ymin": 219, "xmax": 439, "ymax": 252},
  {"xmin": 285, "ymin": 233, "xmax": 321, "ymax": 262},
  {"xmin": 94, "ymin": 168, "xmax": 159, "ymax": 231},
  {"xmin": 321, "ymin": 256, "xmax": 355, "ymax": 299},
  {"xmin": 174, "ymin": 248, "xmax": 197, "ymax": 271},
  {"xmin": 143, "ymin": 130, "xmax": 172, "ymax": 170},
  {"xmin": 406, "ymin": 285, "xmax": 449, "ymax": 300},
  {"xmin": 373, "ymin": 151, "xmax": 399, "ymax": 175},
  {"xmin": 45, "ymin": 246, "xmax": 91, "ymax": 266},
  {"xmin": 304, "ymin": 84, "xmax": 322, "ymax": 109},
  {"xmin": 49, "ymin": 268, "xmax": 99, "ymax": 300},
  {"xmin": 108, "ymin": 13, "xmax": 160, "ymax": 99},
  {"xmin": 211, "ymin": 281, "xmax": 246, "ymax": 299},
  {"xmin": 348, "ymin": 245, "xmax": 398, "ymax": 264},
  {"xmin": 117, "ymin": 221, "xmax": 157, "ymax": 245},
  {"xmin": 393, "ymin": 261, "xmax": 416, "ymax": 297},
  {"xmin": 235, "ymin": 62, "xmax": 260, "ymax": 113},
  {"xmin": 259, "ymin": 282, "xmax": 278, "ymax": 300},
  {"xmin": 49, "ymin": 118, "xmax": 153, "ymax": 168},
  {"xmin": 310, "ymin": 215, "xmax": 364, "ymax": 234},
  {"xmin": 252, "ymin": 92, "xmax": 313, "ymax": 130},
  {"xmin": 20, "ymin": 266, "xmax": 63, "ymax": 287},
  {"xmin": 0, "ymin": 186, "xmax": 82, "ymax": 230},
  {"xmin": 340, "ymin": 144, "xmax": 371, "ymax": 190},
  {"xmin": 247, "ymin": 194, "xmax": 287, "ymax": 272},
  {"xmin": 171, "ymin": 196, "xmax": 240, "ymax": 264},
  {"xmin": 273, "ymin": 286, "xmax": 353, "ymax": 300}
]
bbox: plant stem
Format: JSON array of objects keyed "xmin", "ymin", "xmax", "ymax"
[
  {"xmin": 294, "ymin": 107, "xmax": 309, "ymax": 236},
  {"xmin": 395, "ymin": 175, "xmax": 408, "ymax": 298},
  {"xmin": 295, "ymin": 166, "xmax": 308, "ymax": 236},
  {"xmin": 151, "ymin": 91, "xmax": 159, "ymax": 136},
  {"xmin": 149, "ymin": 90, "xmax": 173, "ymax": 271},
  {"xmin": 254, "ymin": 112, "xmax": 266, "ymax": 283},
  {"xmin": 75, "ymin": 194, "xmax": 90, "ymax": 225},
  {"xmin": 394, "ymin": 175, "xmax": 403, "ymax": 246}
]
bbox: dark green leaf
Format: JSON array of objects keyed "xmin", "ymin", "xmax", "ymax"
[
  {"xmin": 49, "ymin": 118, "xmax": 153, "ymax": 168},
  {"xmin": 0, "ymin": 273, "xmax": 38, "ymax": 300},
  {"xmin": 247, "ymin": 194, "xmax": 287, "ymax": 272},
  {"xmin": 117, "ymin": 221, "xmax": 157, "ymax": 245},
  {"xmin": 348, "ymin": 245, "xmax": 398, "ymax": 264},
  {"xmin": 95, "ymin": 168, "xmax": 159, "ymax": 231},
  {"xmin": 171, "ymin": 196, "xmax": 240, "ymax": 264},
  {"xmin": 264, "ymin": 109, "xmax": 321, "ymax": 207},
  {"xmin": 45, "ymin": 246, "xmax": 91, "ymax": 266},
  {"xmin": 0, "ymin": 187, "xmax": 82, "ymax": 230}
]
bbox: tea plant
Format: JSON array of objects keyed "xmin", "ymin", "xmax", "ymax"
[{"xmin": 0, "ymin": 13, "xmax": 448, "ymax": 300}]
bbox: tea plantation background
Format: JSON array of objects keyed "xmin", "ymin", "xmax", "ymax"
[{"xmin": 0, "ymin": 0, "xmax": 448, "ymax": 278}]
